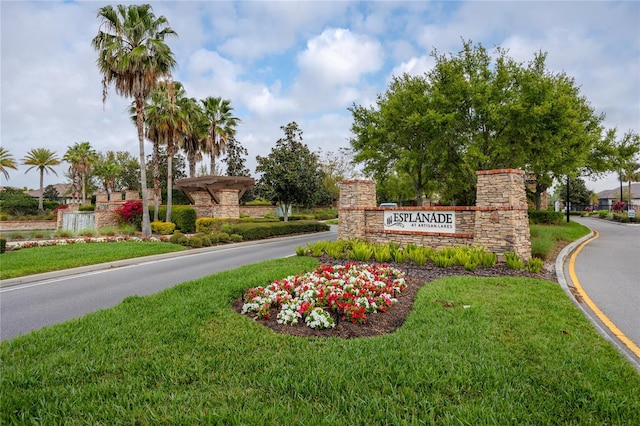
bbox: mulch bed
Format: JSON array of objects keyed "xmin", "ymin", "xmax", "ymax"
[{"xmin": 232, "ymin": 251, "xmax": 561, "ymax": 339}]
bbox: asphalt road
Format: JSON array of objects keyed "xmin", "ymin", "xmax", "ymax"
[
  {"xmin": 565, "ymin": 217, "xmax": 640, "ymax": 355},
  {"xmin": 0, "ymin": 228, "xmax": 337, "ymax": 341}
]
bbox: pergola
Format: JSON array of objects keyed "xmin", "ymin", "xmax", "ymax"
[{"xmin": 174, "ymin": 176, "xmax": 255, "ymax": 204}]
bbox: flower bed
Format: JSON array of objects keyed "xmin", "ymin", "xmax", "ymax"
[
  {"xmin": 241, "ymin": 263, "xmax": 406, "ymax": 329},
  {"xmin": 8, "ymin": 235, "xmax": 169, "ymax": 250}
]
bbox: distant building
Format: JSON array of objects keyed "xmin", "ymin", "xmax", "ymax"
[
  {"xmin": 25, "ymin": 183, "xmax": 76, "ymax": 204},
  {"xmin": 597, "ymin": 183, "xmax": 640, "ymax": 210}
]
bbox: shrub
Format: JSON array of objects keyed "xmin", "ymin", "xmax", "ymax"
[
  {"xmin": 612, "ymin": 201, "xmax": 626, "ymax": 213},
  {"xmin": 186, "ymin": 236, "xmax": 203, "ymax": 248},
  {"xmin": 230, "ymin": 234, "xmax": 243, "ymax": 243},
  {"xmin": 504, "ymin": 251, "xmax": 525, "ymax": 270},
  {"xmin": 150, "ymin": 221, "xmax": 176, "ymax": 235},
  {"xmin": 171, "ymin": 206, "xmax": 196, "ymax": 233},
  {"xmin": 114, "ymin": 200, "xmax": 143, "ymax": 229},
  {"xmin": 169, "ymin": 232, "xmax": 187, "ymax": 245},
  {"xmin": 79, "ymin": 205, "xmax": 95, "ymax": 211},
  {"xmin": 230, "ymin": 221, "xmax": 329, "ymax": 241},
  {"xmin": 598, "ymin": 210, "xmax": 609, "ymax": 218},
  {"xmin": 528, "ymin": 210, "xmax": 564, "ymax": 225},
  {"xmin": 0, "ymin": 237, "xmax": 6, "ymax": 254},
  {"xmin": 527, "ymin": 257, "xmax": 544, "ymax": 274},
  {"xmin": 0, "ymin": 188, "xmax": 39, "ymax": 216},
  {"xmin": 216, "ymin": 232, "xmax": 230, "ymax": 243},
  {"xmin": 347, "ymin": 240, "xmax": 373, "ymax": 261}
]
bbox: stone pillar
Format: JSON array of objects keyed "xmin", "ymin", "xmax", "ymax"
[
  {"xmin": 338, "ymin": 180, "xmax": 376, "ymax": 240},
  {"xmin": 212, "ymin": 189, "xmax": 240, "ymax": 218},
  {"xmin": 125, "ymin": 190, "xmax": 139, "ymax": 200},
  {"xmin": 191, "ymin": 190, "xmax": 214, "ymax": 218},
  {"xmin": 474, "ymin": 169, "xmax": 531, "ymax": 261}
]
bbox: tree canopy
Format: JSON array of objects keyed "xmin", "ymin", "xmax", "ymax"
[
  {"xmin": 349, "ymin": 41, "xmax": 615, "ymax": 209},
  {"xmin": 256, "ymin": 122, "xmax": 325, "ymax": 220}
]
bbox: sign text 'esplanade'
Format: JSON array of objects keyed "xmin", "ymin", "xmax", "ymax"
[{"xmin": 384, "ymin": 210, "xmax": 456, "ymax": 234}]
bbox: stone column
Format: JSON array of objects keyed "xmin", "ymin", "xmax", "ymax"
[
  {"xmin": 212, "ymin": 189, "xmax": 240, "ymax": 218},
  {"xmin": 474, "ymin": 169, "xmax": 531, "ymax": 261},
  {"xmin": 338, "ymin": 180, "xmax": 376, "ymax": 240}
]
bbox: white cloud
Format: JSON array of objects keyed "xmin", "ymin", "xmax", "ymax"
[{"xmin": 1, "ymin": 0, "xmax": 637, "ymax": 195}]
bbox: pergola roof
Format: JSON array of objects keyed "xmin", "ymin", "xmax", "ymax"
[{"xmin": 174, "ymin": 176, "xmax": 255, "ymax": 204}]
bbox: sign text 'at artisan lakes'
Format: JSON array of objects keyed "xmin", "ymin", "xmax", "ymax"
[{"xmin": 384, "ymin": 210, "xmax": 456, "ymax": 233}]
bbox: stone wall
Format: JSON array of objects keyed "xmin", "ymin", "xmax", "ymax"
[
  {"xmin": 239, "ymin": 205, "xmax": 277, "ymax": 217},
  {"xmin": 338, "ymin": 169, "xmax": 531, "ymax": 260}
]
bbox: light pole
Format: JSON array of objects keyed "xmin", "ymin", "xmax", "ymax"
[{"xmin": 566, "ymin": 175, "xmax": 570, "ymax": 223}]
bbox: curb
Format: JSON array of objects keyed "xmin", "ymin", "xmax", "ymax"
[{"xmin": 555, "ymin": 230, "xmax": 640, "ymax": 373}]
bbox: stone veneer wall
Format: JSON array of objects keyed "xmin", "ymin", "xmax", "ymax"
[
  {"xmin": 338, "ymin": 169, "xmax": 531, "ymax": 261},
  {"xmin": 212, "ymin": 189, "xmax": 240, "ymax": 218},
  {"xmin": 338, "ymin": 180, "xmax": 377, "ymax": 240},
  {"xmin": 474, "ymin": 169, "xmax": 530, "ymax": 260},
  {"xmin": 239, "ymin": 205, "xmax": 278, "ymax": 217}
]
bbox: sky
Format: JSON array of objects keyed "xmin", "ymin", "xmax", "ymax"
[{"xmin": 1, "ymin": 0, "xmax": 639, "ymax": 196}]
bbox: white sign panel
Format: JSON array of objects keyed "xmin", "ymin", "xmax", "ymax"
[{"xmin": 384, "ymin": 210, "xmax": 456, "ymax": 233}]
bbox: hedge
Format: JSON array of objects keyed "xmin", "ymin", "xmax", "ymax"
[
  {"xmin": 528, "ymin": 210, "xmax": 564, "ymax": 225},
  {"xmin": 195, "ymin": 217, "xmax": 278, "ymax": 234},
  {"xmin": 150, "ymin": 205, "xmax": 196, "ymax": 233},
  {"xmin": 228, "ymin": 220, "xmax": 330, "ymax": 241}
]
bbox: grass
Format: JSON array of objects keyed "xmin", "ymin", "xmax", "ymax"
[
  {"xmin": 530, "ymin": 221, "xmax": 590, "ymax": 259},
  {"xmin": 0, "ymin": 242, "xmax": 185, "ymax": 280},
  {"xmin": 2, "ymin": 256, "xmax": 639, "ymax": 424}
]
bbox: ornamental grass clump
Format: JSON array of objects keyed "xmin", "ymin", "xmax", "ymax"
[
  {"xmin": 242, "ymin": 263, "xmax": 406, "ymax": 328},
  {"xmin": 527, "ymin": 257, "xmax": 544, "ymax": 274},
  {"xmin": 348, "ymin": 240, "xmax": 374, "ymax": 261},
  {"xmin": 505, "ymin": 251, "xmax": 525, "ymax": 270}
]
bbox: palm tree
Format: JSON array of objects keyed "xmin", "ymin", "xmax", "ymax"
[
  {"xmin": 201, "ymin": 97, "xmax": 240, "ymax": 175},
  {"xmin": 0, "ymin": 147, "xmax": 18, "ymax": 181},
  {"xmin": 144, "ymin": 79, "xmax": 188, "ymax": 222},
  {"xmin": 180, "ymin": 97, "xmax": 207, "ymax": 178},
  {"xmin": 94, "ymin": 151, "xmax": 123, "ymax": 200},
  {"xmin": 21, "ymin": 148, "xmax": 61, "ymax": 211},
  {"xmin": 64, "ymin": 142, "xmax": 98, "ymax": 205},
  {"xmin": 92, "ymin": 4, "xmax": 177, "ymax": 237}
]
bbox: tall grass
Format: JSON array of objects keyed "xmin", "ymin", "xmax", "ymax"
[{"xmin": 2, "ymin": 257, "xmax": 638, "ymax": 424}]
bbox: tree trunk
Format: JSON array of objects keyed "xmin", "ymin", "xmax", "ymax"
[
  {"xmin": 153, "ymin": 141, "xmax": 160, "ymax": 222},
  {"xmin": 166, "ymin": 142, "xmax": 173, "ymax": 223},
  {"xmin": 136, "ymin": 96, "xmax": 152, "ymax": 238},
  {"xmin": 38, "ymin": 169, "xmax": 44, "ymax": 211}
]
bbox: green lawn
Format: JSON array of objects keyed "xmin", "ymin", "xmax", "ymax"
[
  {"xmin": 0, "ymin": 242, "xmax": 185, "ymax": 280},
  {"xmin": 2, "ymin": 256, "xmax": 639, "ymax": 424}
]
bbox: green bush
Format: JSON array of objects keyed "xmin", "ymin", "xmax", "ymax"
[
  {"xmin": 229, "ymin": 221, "xmax": 329, "ymax": 240},
  {"xmin": 527, "ymin": 257, "xmax": 544, "ymax": 274},
  {"xmin": 504, "ymin": 251, "xmax": 525, "ymax": 270},
  {"xmin": 0, "ymin": 237, "xmax": 6, "ymax": 254},
  {"xmin": 186, "ymin": 236, "xmax": 203, "ymax": 248},
  {"xmin": 0, "ymin": 188, "xmax": 38, "ymax": 216},
  {"xmin": 150, "ymin": 221, "xmax": 176, "ymax": 235},
  {"xmin": 230, "ymin": 234, "xmax": 243, "ymax": 243},
  {"xmin": 171, "ymin": 206, "xmax": 196, "ymax": 232},
  {"xmin": 528, "ymin": 210, "xmax": 564, "ymax": 225},
  {"xmin": 169, "ymin": 232, "xmax": 187, "ymax": 245},
  {"xmin": 280, "ymin": 214, "xmax": 315, "ymax": 221},
  {"xmin": 79, "ymin": 205, "xmax": 95, "ymax": 211}
]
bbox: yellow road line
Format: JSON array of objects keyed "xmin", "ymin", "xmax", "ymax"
[{"xmin": 569, "ymin": 230, "xmax": 640, "ymax": 358}]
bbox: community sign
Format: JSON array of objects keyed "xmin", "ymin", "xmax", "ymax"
[{"xmin": 384, "ymin": 210, "xmax": 456, "ymax": 234}]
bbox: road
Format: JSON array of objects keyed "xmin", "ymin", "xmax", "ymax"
[
  {"xmin": 564, "ymin": 217, "xmax": 640, "ymax": 360},
  {"xmin": 0, "ymin": 229, "xmax": 337, "ymax": 341}
]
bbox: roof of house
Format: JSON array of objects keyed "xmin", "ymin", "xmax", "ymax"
[
  {"xmin": 26, "ymin": 183, "xmax": 72, "ymax": 198},
  {"xmin": 597, "ymin": 182, "xmax": 640, "ymax": 199}
]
